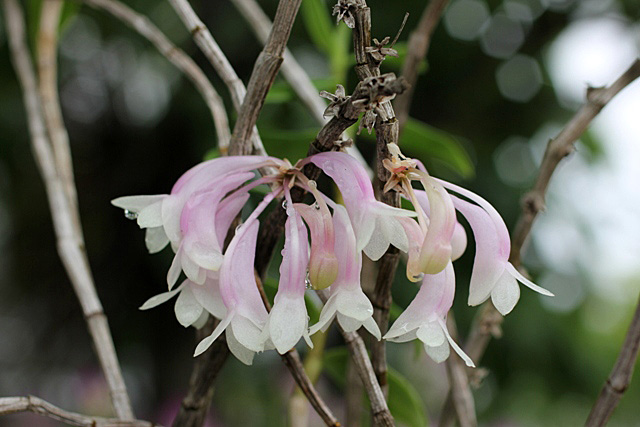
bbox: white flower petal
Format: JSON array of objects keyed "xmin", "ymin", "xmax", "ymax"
[
  {"xmin": 337, "ymin": 313, "xmax": 362, "ymax": 333},
  {"xmin": 309, "ymin": 295, "xmax": 338, "ymax": 335},
  {"xmin": 425, "ymin": 340, "xmax": 450, "ymax": 363},
  {"xmin": 230, "ymin": 315, "xmax": 264, "ymax": 353},
  {"xmin": 139, "ymin": 283, "xmax": 184, "ymax": 310},
  {"xmin": 174, "ymin": 285, "xmax": 204, "ymax": 327},
  {"xmin": 269, "ymin": 295, "xmax": 308, "ymax": 354},
  {"xmin": 362, "ymin": 317, "xmax": 381, "ymax": 340},
  {"xmin": 491, "ymin": 269, "xmax": 520, "ymax": 316},
  {"xmin": 137, "ymin": 200, "xmax": 164, "ymax": 228},
  {"xmin": 335, "ymin": 290, "xmax": 373, "ymax": 321},
  {"xmin": 167, "ymin": 250, "xmax": 183, "ymax": 290},
  {"xmin": 145, "ymin": 227, "xmax": 169, "ymax": 254},
  {"xmin": 191, "ymin": 311, "xmax": 209, "ymax": 330},
  {"xmin": 111, "ymin": 195, "xmax": 166, "ymax": 212},
  {"xmin": 193, "ymin": 313, "xmax": 233, "ymax": 356},
  {"xmin": 416, "ymin": 322, "xmax": 445, "ymax": 347},
  {"xmin": 438, "ymin": 318, "xmax": 475, "ymax": 367},
  {"xmin": 181, "ymin": 252, "xmax": 206, "ymax": 285},
  {"xmin": 189, "ymin": 276, "xmax": 226, "ymax": 320},
  {"xmin": 227, "ymin": 326, "xmax": 255, "ymax": 365},
  {"xmin": 506, "ymin": 262, "xmax": 554, "ymax": 296}
]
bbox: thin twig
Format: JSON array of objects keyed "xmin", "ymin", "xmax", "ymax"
[
  {"xmin": 317, "ymin": 291, "xmax": 393, "ymax": 427},
  {"xmin": 350, "ymin": 0, "xmax": 403, "ymax": 398},
  {"xmin": 38, "ymin": 0, "xmax": 79, "ymax": 225},
  {"xmin": 254, "ymin": 276, "xmax": 340, "ymax": 427},
  {"xmin": 0, "ymin": 396, "xmax": 156, "ymax": 427},
  {"xmin": 438, "ymin": 58, "xmax": 640, "ymax": 425},
  {"xmin": 586, "ymin": 293, "xmax": 640, "ymax": 426},
  {"xmin": 229, "ymin": 0, "xmax": 371, "ymax": 173},
  {"xmin": 229, "ymin": 0, "xmax": 302, "ymax": 155},
  {"xmin": 167, "ymin": 0, "xmax": 265, "ymax": 155},
  {"xmin": 443, "ymin": 316, "xmax": 477, "ymax": 427},
  {"xmin": 172, "ymin": 318, "xmax": 230, "ymax": 427},
  {"xmin": 394, "ymin": 0, "xmax": 450, "ymax": 130},
  {"xmin": 81, "ymin": 0, "xmax": 230, "ymax": 149},
  {"xmin": 4, "ymin": 0, "xmax": 134, "ymax": 419}
]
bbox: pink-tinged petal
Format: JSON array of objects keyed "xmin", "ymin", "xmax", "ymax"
[
  {"xmin": 505, "ymin": 263, "xmax": 554, "ymax": 296},
  {"xmin": 139, "ymin": 282, "xmax": 185, "ymax": 310},
  {"xmin": 174, "ymin": 285, "xmax": 204, "ymax": 327},
  {"xmin": 310, "ymin": 151, "xmax": 414, "ymax": 252},
  {"xmin": 451, "ymin": 222, "xmax": 467, "ymax": 261},
  {"xmin": 417, "ymin": 178, "xmax": 455, "ymax": 274},
  {"xmin": 278, "ymin": 205, "xmax": 309, "ymax": 296},
  {"xmin": 331, "ymin": 205, "xmax": 361, "ymax": 288},
  {"xmin": 295, "ymin": 203, "xmax": 338, "ymax": 290},
  {"xmin": 145, "ymin": 226, "xmax": 169, "ymax": 254},
  {"xmin": 398, "ymin": 217, "xmax": 425, "ymax": 282},
  {"xmin": 215, "ymin": 192, "xmax": 250, "ymax": 247},
  {"xmin": 450, "ymin": 195, "xmax": 506, "ymax": 306},
  {"xmin": 226, "ymin": 326, "xmax": 255, "ymax": 365},
  {"xmin": 180, "ymin": 172, "xmax": 254, "ymax": 270},
  {"xmin": 268, "ymin": 295, "xmax": 309, "ymax": 354},
  {"xmin": 491, "ymin": 269, "xmax": 520, "ymax": 316},
  {"xmin": 189, "ymin": 273, "xmax": 226, "ymax": 320},
  {"xmin": 436, "ymin": 179, "xmax": 510, "ymax": 259},
  {"xmin": 171, "ymin": 156, "xmax": 281, "ymax": 194},
  {"xmin": 384, "ymin": 263, "xmax": 455, "ymax": 339},
  {"xmin": 219, "ymin": 220, "xmax": 269, "ymax": 326}
]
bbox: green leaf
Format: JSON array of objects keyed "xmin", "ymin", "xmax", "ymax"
[
  {"xmin": 388, "ymin": 367, "xmax": 429, "ymax": 427},
  {"xmin": 203, "ymin": 147, "xmax": 220, "ymax": 160},
  {"xmin": 301, "ymin": 0, "xmax": 334, "ymax": 55},
  {"xmin": 401, "ymin": 118, "xmax": 475, "ymax": 179}
]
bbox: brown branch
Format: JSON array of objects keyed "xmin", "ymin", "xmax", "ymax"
[
  {"xmin": 394, "ymin": 0, "xmax": 450, "ymax": 130},
  {"xmin": 317, "ymin": 292, "xmax": 393, "ymax": 426},
  {"xmin": 0, "ymin": 396, "xmax": 156, "ymax": 427},
  {"xmin": 229, "ymin": 0, "xmax": 303, "ymax": 155},
  {"xmin": 253, "ymin": 276, "xmax": 340, "ymax": 427},
  {"xmin": 81, "ymin": 0, "xmax": 231, "ymax": 149},
  {"xmin": 167, "ymin": 0, "xmax": 265, "ymax": 156},
  {"xmin": 4, "ymin": 0, "xmax": 134, "ymax": 418},
  {"xmin": 586, "ymin": 293, "xmax": 640, "ymax": 426},
  {"xmin": 349, "ymin": 0, "xmax": 405, "ymax": 398},
  {"xmin": 438, "ymin": 58, "xmax": 640, "ymax": 424},
  {"xmin": 442, "ymin": 316, "xmax": 477, "ymax": 427},
  {"xmin": 172, "ymin": 318, "xmax": 230, "ymax": 427}
]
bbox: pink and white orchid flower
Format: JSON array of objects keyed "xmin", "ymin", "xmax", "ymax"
[
  {"xmin": 261, "ymin": 186, "xmax": 313, "ymax": 354},
  {"xmin": 385, "ymin": 263, "xmax": 474, "ymax": 367},
  {"xmin": 308, "ymin": 151, "xmax": 416, "ymax": 260},
  {"xmin": 309, "ymin": 204, "xmax": 381, "ymax": 339},
  {"xmin": 439, "ymin": 179, "xmax": 553, "ymax": 315}
]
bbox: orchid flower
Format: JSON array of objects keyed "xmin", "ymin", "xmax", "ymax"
[
  {"xmin": 193, "ymin": 190, "xmax": 281, "ymax": 364},
  {"xmin": 308, "ymin": 151, "xmax": 416, "ymax": 260},
  {"xmin": 437, "ymin": 180, "xmax": 554, "ymax": 315},
  {"xmin": 294, "ymin": 180, "xmax": 338, "ymax": 290},
  {"xmin": 261, "ymin": 186, "xmax": 313, "ymax": 354},
  {"xmin": 309, "ymin": 204, "xmax": 381, "ymax": 340},
  {"xmin": 385, "ymin": 263, "xmax": 474, "ymax": 367},
  {"xmin": 138, "ymin": 271, "xmax": 226, "ymax": 328}
]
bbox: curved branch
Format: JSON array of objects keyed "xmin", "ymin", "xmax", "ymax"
[
  {"xmin": 81, "ymin": 0, "xmax": 231, "ymax": 149},
  {"xmin": 586, "ymin": 294, "xmax": 640, "ymax": 426},
  {"xmin": 0, "ymin": 396, "xmax": 157, "ymax": 427},
  {"xmin": 4, "ymin": 0, "xmax": 134, "ymax": 418}
]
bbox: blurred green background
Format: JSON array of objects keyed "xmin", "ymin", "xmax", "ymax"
[{"xmin": 1, "ymin": 0, "xmax": 639, "ymax": 425}]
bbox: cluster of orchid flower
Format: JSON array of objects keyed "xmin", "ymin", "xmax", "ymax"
[{"xmin": 113, "ymin": 144, "xmax": 551, "ymax": 367}]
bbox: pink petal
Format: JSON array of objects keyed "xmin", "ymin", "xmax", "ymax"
[
  {"xmin": 295, "ymin": 203, "xmax": 338, "ymax": 290},
  {"xmin": 450, "ymin": 195, "xmax": 506, "ymax": 306}
]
